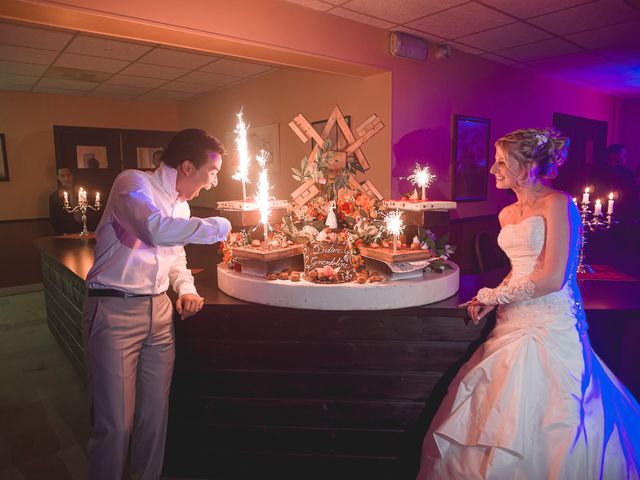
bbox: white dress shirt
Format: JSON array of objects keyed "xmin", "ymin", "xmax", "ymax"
[{"xmin": 86, "ymin": 164, "xmax": 230, "ymax": 296}]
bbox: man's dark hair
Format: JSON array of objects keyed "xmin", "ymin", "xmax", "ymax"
[
  {"xmin": 162, "ymin": 129, "xmax": 225, "ymax": 169},
  {"xmin": 606, "ymin": 144, "xmax": 626, "ymax": 157}
]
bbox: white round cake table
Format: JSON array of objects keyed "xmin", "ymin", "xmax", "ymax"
[{"xmin": 217, "ymin": 262, "xmax": 460, "ymax": 310}]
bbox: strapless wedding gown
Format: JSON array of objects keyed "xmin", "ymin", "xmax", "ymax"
[{"xmin": 417, "ymin": 215, "xmax": 640, "ymax": 480}]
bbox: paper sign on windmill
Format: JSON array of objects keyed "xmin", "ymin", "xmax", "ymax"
[{"xmin": 288, "ymin": 105, "xmax": 385, "ymax": 205}]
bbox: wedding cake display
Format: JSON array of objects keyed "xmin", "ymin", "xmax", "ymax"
[{"xmin": 216, "ymin": 105, "xmax": 459, "ymax": 310}]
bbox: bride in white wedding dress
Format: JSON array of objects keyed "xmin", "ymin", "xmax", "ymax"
[{"xmin": 417, "ymin": 128, "xmax": 640, "ymax": 480}]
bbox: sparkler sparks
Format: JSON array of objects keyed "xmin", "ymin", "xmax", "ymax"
[
  {"xmin": 256, "ymin": 150, "xmax": 271, "ymax": 246},
  {"xmin": 384, "ymin": 210, "xmax": 405, "ymax": 253},
  {"xmin": 232, "ymin": 109, "xmax": 250, "ymax": 201},
  {"xmin": 407, "ymin": 164, "xmax": 436, "ymax": 200}
]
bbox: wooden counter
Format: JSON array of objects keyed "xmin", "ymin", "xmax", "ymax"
[{"xmin": 34, "ymin": 236, "xmax": 640, "ymax": 480}]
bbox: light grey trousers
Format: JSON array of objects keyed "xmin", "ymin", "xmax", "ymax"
[{"xmin": 82, "ymin": 294, "xmax": 175, "ymax": 480}]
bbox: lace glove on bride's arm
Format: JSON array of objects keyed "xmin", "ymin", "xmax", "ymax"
[{"xmin": 476, "ymin": 278, "xmax": 535, "ymax": 305}]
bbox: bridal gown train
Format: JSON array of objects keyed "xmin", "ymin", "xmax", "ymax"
[{"xmin": 417, "ymin": 214, "xmax": 640, "ymax": 480}]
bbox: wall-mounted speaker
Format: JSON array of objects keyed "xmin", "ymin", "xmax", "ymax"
[{"xmin": 389, "ymin": 31, "xmax": 428, "ymax": 62}]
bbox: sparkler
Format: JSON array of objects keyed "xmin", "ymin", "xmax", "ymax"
[
  {"xmin": 407, "ymin": 164, "xmax": 436, "ymax": 201},
  {"xmin": 384, "ymin": 210, "xmax": 405, "ymax": 253},
  {"xmin": 232, "ymin": 109, "xmax": 250, "ymax": 202},
  {"xmin": 256, "ymin": 150, "xmax": 271, "ymax": 248}
]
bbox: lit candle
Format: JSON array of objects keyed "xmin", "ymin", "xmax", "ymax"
[
  {"xmin": 79, "ymin": 187, "xmax": 87, "ymax": 203},
  {"xmin": 572, "ymin": 197, "xmax": 577, "ymax": 206},
  {"xmin": 95, "ymin": 191, "xmax": 101, "ymax": 206},
  {"xmin": 63, "ymin": 191, "xmax": 69, "ymax": 207},
  {"xmin": 607, "ymin": 192, "xmax": 614, "ymax": 214},
  {"xmin": 582, "ymin": 187, "xmax": 590, "ymax": 204},
  {"xmin": 231, "ymin": 109, "xmax": 250, "ymax": 202},
  {"xmin": 594, "ymin": 199, "xmax": 602, "ymax": 216},
  {"xmin": 407, "ymin": 164, "xmax": 436, "ymax": 201}
]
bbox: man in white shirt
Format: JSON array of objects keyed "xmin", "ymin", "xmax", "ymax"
[{"xmin": 82, "ymin": 129, "xmax": 231, "ymax": 480}]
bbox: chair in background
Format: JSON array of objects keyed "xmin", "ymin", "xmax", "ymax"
[{"xmin": 474, "ymin": 231, "xmax": 509, "ymax": 273}]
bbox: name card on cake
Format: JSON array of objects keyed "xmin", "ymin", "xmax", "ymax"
[{"xmin": 304, "ymin": 241, "xmax": 356, "ymax": 283}]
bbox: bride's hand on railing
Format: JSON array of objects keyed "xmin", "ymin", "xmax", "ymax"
[{"xmin": 459, "ymin": 297, "xmax": 496, "ymax": 325}]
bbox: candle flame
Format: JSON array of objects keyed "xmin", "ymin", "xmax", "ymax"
[
  {"xmin": 595, "ymin": 198, "xmax": 601, "ymax": 205},
  {"xmin": 584, "ymin": 187, "xmax": 589, "ymax": 193},
  {"xmin": 384, "ymin": 210, "xmax": 404, "ymax": 237},
  {"xmin": 609, "ymin": 192, "xmax": 614, "ymax": 200},
  {"xmin": 232, "ymin": 109, "xmax": 250, "ymax": 184},
  {"xmin": 407, "ymin": 164, "xmax": 436, "ymax": 189}
]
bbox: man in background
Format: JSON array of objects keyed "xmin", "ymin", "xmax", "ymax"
[
  {"xmin": 48, "ymin": 167, "xmax": 82, "ymax": 235},
  {"xmin": 82, "ymin": 129, "xmax": 231, "ymax": 479}
]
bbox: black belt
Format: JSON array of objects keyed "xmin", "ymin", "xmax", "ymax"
[{"xmin": 87, "ymin": 288, "xmax": 162, "ymax": 299}]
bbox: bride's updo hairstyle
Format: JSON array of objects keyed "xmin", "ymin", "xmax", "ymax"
[{"xmin": 495, "ymin": 128, "xmax": 570, "ymax": 184}]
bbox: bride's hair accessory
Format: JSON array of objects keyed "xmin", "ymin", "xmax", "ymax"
[
  {"xmin": 476, "ymin": 278, "xmax": 535, "ymax": 305},
  {"xmin": 534, "ymin": 134, "xmax": 548, "ymax": 146},
  {"xmin": 495, "ymin": 128, "xmax": 569, "ymax": 180}
]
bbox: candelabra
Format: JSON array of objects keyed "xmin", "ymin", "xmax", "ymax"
[
  {"xmin": 576, "ymin": 199, "xmax": 615, "ymax": 274},
  {"xmin": 63, "ymin": 187, "xmax": 101, "ymax": 237}
]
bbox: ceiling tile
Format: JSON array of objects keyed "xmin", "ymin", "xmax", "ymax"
[
  {"xmin": 66, "ymin": 34, "xmax": 154, "ymax": 61},
  {"xmin": 106, "ymin": 74, "xmax": 166, "ymax": 88},
  {"xmin": 88, "ymin": 83, "xmax": 148, "ymax": 97},
  {"xmin": 566, "ymin": 21, "xmax": 640, "ymax": 50},
  {"xmin": 528, "ymin": 0, "xmax": 640, "ymax": 36},
  {"xmin": 119, "ymin": 62, "xmax": 189, "ymax": 80},
  {"xmin": 479, "ymin": 0, "xmax": 591, "ymax": 19},
  {"xmin": 456, "ymin": 22, "xmax": 552, "ymax": 51},
  {"xmin": 341, "ymin": 0, "xmax": 467, "ymax": 25},
  {"xmin": 201, "ymin": 58, "xmax": 273, "ymax": 77},
  {"xmin": 328, "ymin": 7, "xmax": 396, "ymax": 28},
  {"xmin": 283, "ymin": 0, "xmax": 333, "ymax": 11},
  {"xmin": 159, "ymin": 81, "xmax": 214, "ymax": 94},
  {"xmin": 37, "ymin": 77, "xmax": 98, "ymax": 91},
  {"xmin": 179, "ymin": 70, "xmax": 237, "ymax": 87},
  {"xmin": 496, "ymin": 37, "xmax": 582, "ymax": 62},
  {"xmin": 406, "ymin": 3, "xmax": 515, "ymax": 39},
  {"xmin": 527, "ymin": 51, "xmax": 609, "ymax": 71},
  {"xmin": 54, "ymin": 52, "xmax": 129, "ymax": 73},
  {"xmin": 0, "ymin": 83, "xmax": 31, "ymax": 92},
  {"xmin": 137, "ymin": 47, "xmax": 217, "ymax": 69},
  {"xmin": 448, "ymin": 41, "xmax": 486, "ymax": 55},
  {"xmin": 0, "ymin": 44, "xmax": 58, "ymax": 65},
  {"xmin": 478, "ymin": 53, "xmax": 518, "ymax": 65},
  {"xmin": 0, "ymin": 59, "xmax": 47, "ymax": 76},
  {"xmin": 137, "ymin": 89, "xmax": 196, "ymax": 102},
  {"xmin": 0, "ymin": 21, "xmax": 73, "ymax": 51},
  {"xmin": 0, "ymin": 72, "xmax": 39, "ymax": 86},
  {"xmin": 44, "ymin": 65, "xmax": 112, "ymax": 83},
  {"xmin": 32, "ymin": 86, "xmax": 86, "ymax": 96}
]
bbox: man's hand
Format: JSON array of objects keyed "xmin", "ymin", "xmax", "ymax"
[{"xmin": 176, "ymin": 293, "xmax": 204, "ymax": 320}]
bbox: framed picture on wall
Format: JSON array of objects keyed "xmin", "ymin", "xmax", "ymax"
[
  {"xmin": 248, "ymin": 123, "xmax": 280, "ymax": 173},
  {"xmin": 451, "ymin": 115, "xmax": 490, "ymax": 202},
  {"xmin": 0, "ymin": 133, "xmax": 8, "ymax": 181},
  {"xmin": 121, "ymin": 130, "xmax": 176, "ymax": 171},
  {"xmin": 76, "ymin": 145, "xmax": 109, "ymax": 169},
  {"xmin": 136, "ymin": 147, "xmax": 164, "ymax": 170}
]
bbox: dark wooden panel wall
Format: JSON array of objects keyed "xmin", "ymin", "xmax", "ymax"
[
  {"xmin": 165, "ymin": 307, "xmax": 489, "ymax": 480},
  {"xmin": 0, "ymin": 219, "xmax": 52, "ymax": 288}
]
